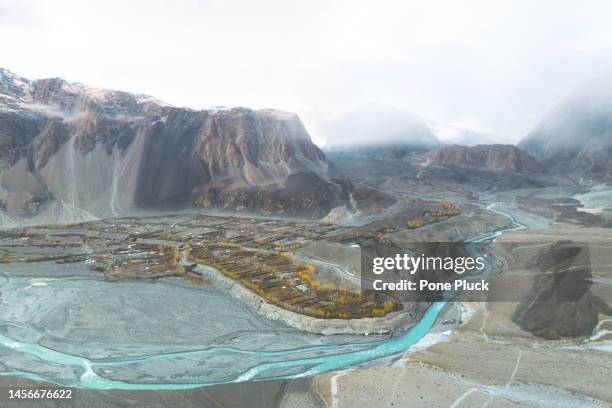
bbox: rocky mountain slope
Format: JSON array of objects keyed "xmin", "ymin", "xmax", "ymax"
[
  {"xmin": 0, "ymin": 68, "xmax": 345, "ymax": 224},
  {"xmin": 426, "ymin": 144, "xmax": 546, "ymax": 174},
  {"xmin": 327, "ymin": 145, "xmax": 557, "ymax": 195},
  {"xmin": 519, "ymin": 82, "xmax": 612, "ymax": 184}
]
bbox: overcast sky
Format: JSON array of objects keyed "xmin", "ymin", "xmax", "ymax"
[{"xmin": 2, "ymin": 0, "xmax": 612, "ymax": 144}]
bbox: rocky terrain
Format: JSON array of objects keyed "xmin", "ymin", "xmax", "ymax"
[
  {"xmin": 426, "ymin": 144, "xmax": 546, "ymax": 174},
  {"xmin": 0, "ymin": 68, "xmax": 345, "ymax": 223},
  {"xmin": 512, "ymin": 240, "xmax": 612, "ymax": 339},
  {"xmin": 440, "ymin": 128, "xmax": 494, "ymax": 146},
  {"xmin": 328, "ymin": 144, "xmax": 559, "ymax": 196}
]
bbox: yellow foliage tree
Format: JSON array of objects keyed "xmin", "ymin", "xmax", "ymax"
[{"xmin": 371, "ymin": 308, "xmax": 385, "ymax": 317}]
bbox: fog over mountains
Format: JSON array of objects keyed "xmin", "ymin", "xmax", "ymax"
[
  {"xmin": 316, "ymin": 84, "xmax": 612, "ymax": 185},
  {"xmin": 519, "ymin": 80, "xmax": 612, "ymax": 183},
  {"xmin": 316, "ymin": 104, "xmax": 442, "ymax": 150}
]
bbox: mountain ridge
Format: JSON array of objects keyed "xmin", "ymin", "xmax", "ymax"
[
  {"xmin": 0, "ymin": 68, "xmax": 344, "ymax": 223},
  {"xmin": 426, "ymin": 144, "xmax": 547, "ymax": 174}
]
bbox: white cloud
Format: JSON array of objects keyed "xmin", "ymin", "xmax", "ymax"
[{"xmin": 2, "ymin": 0, "xmax": 612, "ymax": 145}]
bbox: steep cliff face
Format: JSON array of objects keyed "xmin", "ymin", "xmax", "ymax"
[
  {"xmin": 426, "ymin": 144, "xmax": 546, "ymax": 174},
  {"xmin": 0, "ymin": 68, "xmax": 340, "ymax": 224}
]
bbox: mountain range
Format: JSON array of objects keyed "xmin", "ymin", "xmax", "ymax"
[
  {"xmin": 1, "ymin": 68, "xmax": 610, "ymax": 226},
  {"xmin": 0, "ymin": 68, "xmax": 345, "ymax": 223},
  {"xmin": 426, "ymin": 144, "xmax": 547, "ymax": 174}
]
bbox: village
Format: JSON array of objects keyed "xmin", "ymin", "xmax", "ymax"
[{"xmin": 0, "ymin": 198, "xmax": 462, "ymax": 320}]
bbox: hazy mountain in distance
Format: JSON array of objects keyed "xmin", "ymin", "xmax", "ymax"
[
  {"xmin": 319, "ymin": 104, "xmax": 442, "ymax": 159},
  {"xmin": 0, "ymin": 68, "xmax": 346, "ymax": 225},
  {"xmin": 519, "ymin": 79, "xmax": 612, "ymax": 184},
  {"xmin": 426, "ymin": 144, "xmax": 546, "ymax": 174},
  {"xmin": 438, "ymin": 128, "xmax": 494, "ymax": 146}
]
